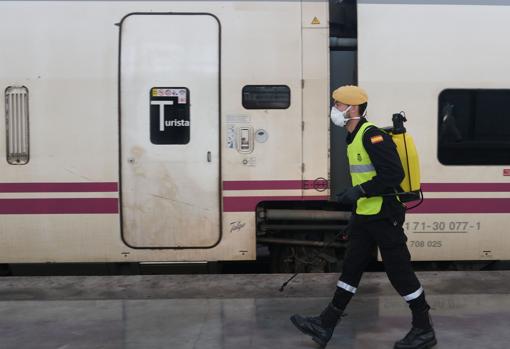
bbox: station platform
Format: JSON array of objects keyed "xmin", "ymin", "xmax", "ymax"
[{"xmin": 0, "ymin": 271, "xmax": 509, "ymax": 349}]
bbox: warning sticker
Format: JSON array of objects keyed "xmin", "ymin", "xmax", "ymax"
[
  {"xmin": 151, "ymin": 88, "xmax": 187, "ymax": 104},
  {"xmin": 311, "ymin": 16, "xmax": 320, "ymax": 25},
  {"xmin": 227, "ymin": 126, "xmax": 236, "ymax": 149}
]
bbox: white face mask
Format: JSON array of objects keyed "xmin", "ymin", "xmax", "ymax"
[{"xmin": 330, "ymin": 106, "xmax": 360, "ymax": 127}]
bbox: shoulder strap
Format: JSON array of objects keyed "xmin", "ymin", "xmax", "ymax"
[{"xmin": 361, "ymin": 123, "xmax": 380, "ymax": 136}]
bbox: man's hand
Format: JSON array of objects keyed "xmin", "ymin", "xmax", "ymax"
[{"xmin": 336, "ymin": 185, "xmax": 365, "ymax": 205}]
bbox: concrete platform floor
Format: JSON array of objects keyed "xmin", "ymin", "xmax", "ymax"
[{"xmin": 0, "ymin": 271, "xmax": 509, "ymax": 349}]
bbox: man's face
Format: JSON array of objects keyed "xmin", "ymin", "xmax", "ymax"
[
  {"xmin": 334, "ymin": 101, "xmax": 349, "ymax": 112},
  {"xmin": 335, "ymin": 101, "xmax": 358, "ymax": 118}
]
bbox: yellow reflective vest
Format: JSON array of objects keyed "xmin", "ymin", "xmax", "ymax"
[{"xmin": 347, "ymin": 122, "xmax": 383, "ymax": 215}]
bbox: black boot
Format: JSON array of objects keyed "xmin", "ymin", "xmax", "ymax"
[
  {"xmin": 394, "ymin": 327, "xmax": 437, "ymax": 349},
  {"xmin": 394, "ymin": 308, "xmax": 437, "ymax": 349},
  {"xmin": 290, "ymin": 303, "xmax": 342, "ymax": 347}
]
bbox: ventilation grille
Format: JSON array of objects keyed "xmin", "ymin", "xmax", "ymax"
[{"xmin": 5, "ymin": 86, "xmax": 29, "ymax": 165}]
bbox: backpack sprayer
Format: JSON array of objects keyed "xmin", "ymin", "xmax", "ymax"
[
  {"xmin": 279, "ymin": 112, "xmax": 423, "ymax": 292},
  {"xmin": 382, "ymin": 112, "xmax": 423, "ymax": 208}
]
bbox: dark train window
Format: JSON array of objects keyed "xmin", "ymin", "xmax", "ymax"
[
  {"xmin": 438, "ymin": 89, "xmax": 510, "ymax": 165},
  {"xmin": 150, "ymin": 87, "xmax": 190, "ymax": 145},
  {"xmin": 242, "ymin": 85, "xmax": 290, "ymax": 109}
]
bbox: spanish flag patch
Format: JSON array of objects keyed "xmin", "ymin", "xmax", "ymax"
[{"xmin": 370, "ymin": 135, "xmax": 384, "ymax": 144}]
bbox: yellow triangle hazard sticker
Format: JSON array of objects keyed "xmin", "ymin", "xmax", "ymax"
[{"xmin": 311, "ymin": 16, "xmax": 320, "ymax": 25}]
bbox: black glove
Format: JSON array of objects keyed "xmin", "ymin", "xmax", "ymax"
[
  {"xmin": 336, "ymin": 185, "xmax": 365, "ymax": 205},
  {"xmin": 339, "ymin": 213, "xmax": 355, "ymax": 241}
]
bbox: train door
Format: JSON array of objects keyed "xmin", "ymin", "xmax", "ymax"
[{"xmin": 119, "ymin": 13, "xmax": 221, "ymax": 248}]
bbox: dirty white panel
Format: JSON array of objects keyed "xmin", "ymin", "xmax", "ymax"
[
  {"xmin": 120, "ymin": 14, "xmax": 220, "ymax": 248},
  {"xmin": 0, "ymin": 1, "xmax": 306, "ymax": 263},
  {"xmin": 301, "ymin": 25, "xmax": 330, "ymax": 197}
]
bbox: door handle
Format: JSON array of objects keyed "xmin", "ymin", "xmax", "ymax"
[{"xmin": 207, "ymin": 151, "xmax": 212, "ymax": 162}]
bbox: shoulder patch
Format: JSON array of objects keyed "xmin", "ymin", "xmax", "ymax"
[{"xmin": 370, "ymin": 135, "xmax": 384, "ymax": 144}]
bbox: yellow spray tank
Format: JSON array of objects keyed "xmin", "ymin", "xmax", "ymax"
[{"xmin": 386, "ymin": 112, "xmax": 422, "ymax": 203}]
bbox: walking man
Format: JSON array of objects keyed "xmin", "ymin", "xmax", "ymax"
[{"xmin": 290, "ymin": 85, "xmax": 437, "ymax": 349}]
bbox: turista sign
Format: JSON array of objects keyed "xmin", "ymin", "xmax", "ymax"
[
  {"xmin": 150, "ymin": 100, "xmax": 190, "ymax": 131},
  {"xmin": 149, "ymin": 87, "xmax": 190, "ymax": 145},
  {"xmin": 165, "ymin": 118, "xmax": 190, "ymax": 128}
]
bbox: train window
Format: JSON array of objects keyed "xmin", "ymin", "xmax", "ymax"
[
  {"xmin": 149, "ymin": 87, "xmax": 190, "ymax": 145},
  {"xmin": 242, "ymin": 85, "xmax": 290, "ymax": 109},
  {"xmin": 438, "ymin": 89, "xmax": 510, "ymax": 165},
  {"xmin": 5, "ymin": 86, "xmax": 30, "ymax": 165}
]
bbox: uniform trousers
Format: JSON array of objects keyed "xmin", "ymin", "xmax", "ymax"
[{"xmin": 333, "ymin": 206, "xmax": 425, "ymax": 311}]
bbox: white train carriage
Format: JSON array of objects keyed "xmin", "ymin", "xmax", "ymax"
[
  {"xmin": 357, "ymin": 0, "xmax": 510, "ymax": 262},
  {"xmin": 0, "ymin": 0, "xmax": 330, "ymax": 265},
  {"xmin": 0, "ymin": 0, "xmax": 509, "ymax": 268}
]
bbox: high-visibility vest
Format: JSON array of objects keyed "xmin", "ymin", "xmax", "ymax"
[{"xmin": 347, "ymin": 122, "xmax": 383, "ymax": 215}]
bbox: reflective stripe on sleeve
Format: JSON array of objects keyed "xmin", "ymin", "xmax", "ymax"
[
  {"xmin": 337, "ymin": 280, "xmax": 357, "ymax": 294},
  {"xmin": 403, "ymin": 286, "xmax": 424, "ymax": 301},
  {"xmin": 349, "ymin": 164, "xmax": 376, "ymax": 173}
]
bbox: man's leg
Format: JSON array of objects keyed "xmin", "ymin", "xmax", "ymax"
[
  {"xmin": 372, "ymin": 215, "xmax": 437, "ymax": 349},
  {"xmin": 290, "ymin": 218, "xmax": 375, "ymax": 347},
  {"xmin": 332, "ymin": 218, "xmax": 376, "ymax": 310}
]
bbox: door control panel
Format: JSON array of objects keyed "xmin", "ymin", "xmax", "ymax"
[{"xmin": 237, "ymin": 127, "xmax": 254, "ymax": 153}]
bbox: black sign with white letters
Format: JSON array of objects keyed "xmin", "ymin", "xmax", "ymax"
[{"xmin": 150, "ymin": 87, "xmax": 190, "ymax": 145}]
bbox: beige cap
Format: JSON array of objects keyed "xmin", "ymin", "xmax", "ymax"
[{"xmin": 332, "ymin": 85, "xmax": 368, "ymax": 105}]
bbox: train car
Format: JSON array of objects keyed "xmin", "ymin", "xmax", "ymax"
[
  {"xmin": 356, "ymin": 0, "xmax": 510, "ymax": 264},
  {"xmin": 0, "ymin": 0, "xmax": 331, "ymax": 267},
  {"xmin": 1, "ymin": 0, "xmax": 509, "ymax": 271}
]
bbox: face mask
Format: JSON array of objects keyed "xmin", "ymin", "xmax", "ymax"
[{"xmin": 330, "ymin": 106, "xmax": 360, "ymax": 127}]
